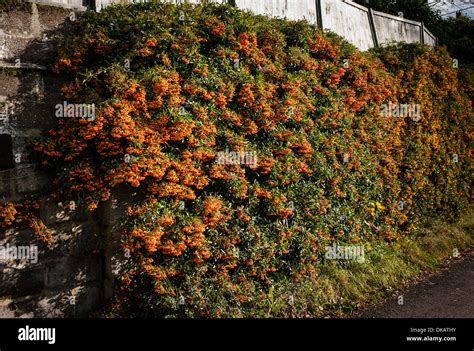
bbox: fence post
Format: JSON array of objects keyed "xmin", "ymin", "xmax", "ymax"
[
  {"xmin": 315, "ymin": 0, "xmax": 323, "ymax": 29},
  {"xmin": 420, "ymin": 21, "xmax": 425, "ymax": 45},
  {"xmin": 368, "ymin": 8, "xmax": 379, "ymax": 48}
]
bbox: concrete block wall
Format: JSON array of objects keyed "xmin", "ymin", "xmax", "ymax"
[
  {"xmin": 235, "ymin": 0, "xmax": 318, "ymax": 23},
  {"xmin": 0, "ymin": 198, "xmax": 103, "ymax": 317},
  {"xmin": 372, "ymin": 10, "xmax": 421, "ymax": 46},
  {"xmin": 32, "ymin": 0, "xmax": 87, "ymax": 10},
  {"xmin": 424, "ymin": 27, "xmax": 437, "ymax": 46},
  {"xmin": 320, "ymin": 0, "xmax": 375, "ymax": 51},
  {"xmin": 0, "ymin": 3, "xmax": 76, "ymax": 201},
  {"xmin": 0, "ymin": 3, "xmax": 105, "ymax": 317}
]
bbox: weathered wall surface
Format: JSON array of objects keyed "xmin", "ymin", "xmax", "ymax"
[
  {"xmin": 235, "ymin": 0, "xmax": 318, "ymax": 23},
  {"xmin": 0, "ymin": 4, "xmax": 106, "ymax": 317},
  {"xmin": 0, "ymin": 198, "xmax": 103, "ymax": 317},
  {"xmin": 373, "ymin": 10, "xmax": 421, "ymax": 46},
  {"xmin": 33, "ymin": 0, "xmax": 87, "ymax": 9},
  {"xmin": 423, "ymin": 27, "xmax": 436, "ymax": 46},
  {"xmin": 320, "ymin": 0, "xmax": 374, "ymax": 51}
]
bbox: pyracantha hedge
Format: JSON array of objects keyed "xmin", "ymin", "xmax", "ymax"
[{"xmin": 25, "ymin": 2, "xmax": 472, "ymax": 316}]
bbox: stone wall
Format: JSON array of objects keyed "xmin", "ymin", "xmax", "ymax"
[{"xmin": 0, "ymin": 3, "xmax": 106, "ymax": 317}]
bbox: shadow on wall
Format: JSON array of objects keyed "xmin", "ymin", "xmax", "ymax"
[{"xmin": 0, "ymin": 3, "xmax": 105, "ymax": 317}]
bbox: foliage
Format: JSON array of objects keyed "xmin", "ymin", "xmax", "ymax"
[
  {"xmin": 0, "ymin": 201, "xmax": 52, "ymax": 245},
  {"xmin": 0, "ymin": 0, "xmax": 32, "ymax": 12},
  {"xmin": 433, "ymin": 15, "xmax": 474, "ymax": 69},
  {"xmin": 26, "ymin": 2, "xmax": 473, "ymax": 317}
]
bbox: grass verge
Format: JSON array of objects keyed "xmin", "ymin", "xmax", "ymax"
[{"xmin": 244, "ymin": 206, "xmax": 474, "ymax": 318}]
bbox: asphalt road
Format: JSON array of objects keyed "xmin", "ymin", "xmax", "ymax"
[{"xmin": 356, "ymin": 249, "xmax": 474, "ymax": 318}]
